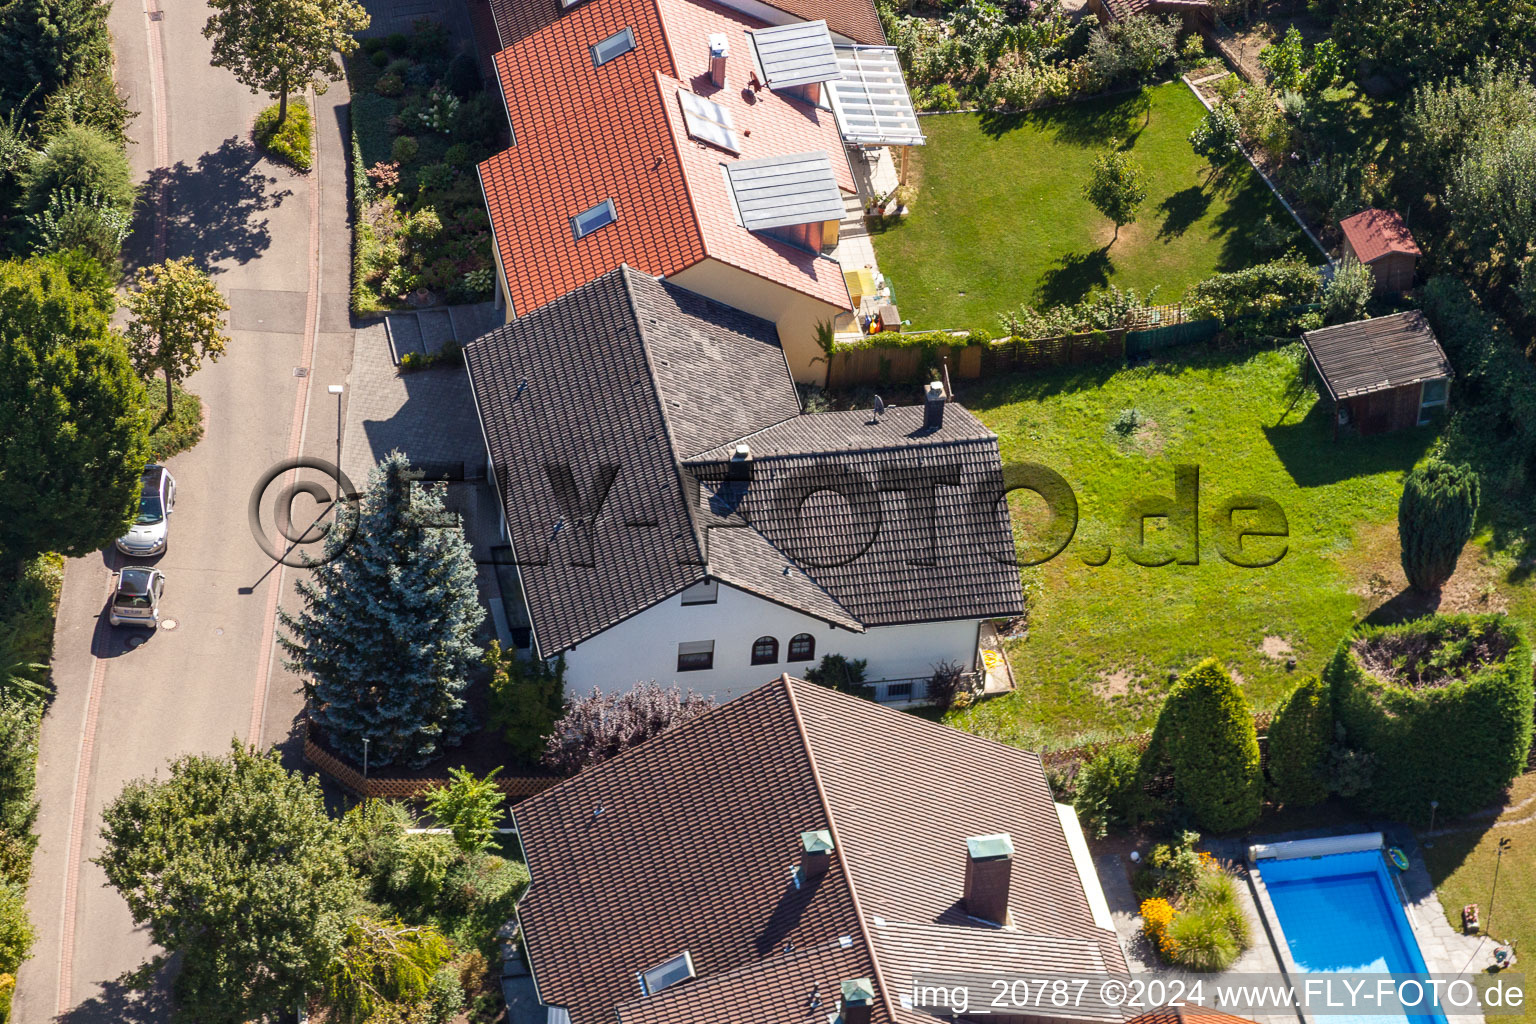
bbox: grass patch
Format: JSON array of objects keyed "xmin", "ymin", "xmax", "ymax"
[
  {"xmin": 255, "ymin": 98, "xmax": 314, "ymax": 172},
  {"xmin": 948, "ymin": 343, "xmax": 1445, "ymax": 748},
  {"xmin": 142, "ymin": 380, "xmax": 205, "ymax": 462},
  {"xmin": 870, "ymin": 82, "xmax": 1309, "ymax": 329},
  {"xmin": 1422, "ymin": 773, "xmax": 1535, "ymax": 1024}
]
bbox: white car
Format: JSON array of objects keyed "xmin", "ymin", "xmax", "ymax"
[
  {"xmin": 116, "ymin": 465, "xmax": 176, "ymax": 556},
  {"xmin": 108, "ymin": 566, "xmax": 166, "ymax": 628}
]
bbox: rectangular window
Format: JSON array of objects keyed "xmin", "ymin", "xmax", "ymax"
[
  {"xmin": 1419, "ymin": 377, "xmax": 1449, "ymax": 424},
  {"xmin": 640, "ymin": 951, "xmax": 696, "ymax": 995},
  {"xmin": 678, "ymin": 90, "xmax": 741, "ymax": 153},
  {"xmin": 680, "ymin": 579, "xmax": 718, "ymax": 605},
  {"xmin": 677, "ymin": 640, "xmax": 714, "ymax": 672},
  {"xmin": 884, "ymin": 682, "xmax": 913, "ymax": 700},
  {"xmin": 590, "ymin": 27, "xmax": 636, "ymax": 66},
  {"xmin": 570, "ymin": 199, "xmax": 617, "ymax": 240}
]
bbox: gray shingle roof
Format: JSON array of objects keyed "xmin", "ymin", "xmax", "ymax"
[
  {"xmin": 725, "ymin": 152, "xmax": 847, "ymax": 232},
  {"xmin": 465, "ymin": 266, "xmax": 1023, "ymax": 655},
  {"xmin": 1302, "ymin": 310, "xmax": 1452, "ymax": 400},
  {"xmin": 745, "ymin": 20, "xmax": 843, "ymax": 89}
]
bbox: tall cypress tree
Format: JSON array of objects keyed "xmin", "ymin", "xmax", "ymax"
[
  {"xmin": 280, "ymin": 451, "xmax": 484, "ymax": 768},
  {"xmin": 1398, "ymin": 459, "xmax": 1479, "ymax": 593}
]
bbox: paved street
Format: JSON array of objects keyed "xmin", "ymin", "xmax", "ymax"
[{"xmin": 15, "ymin": 0, "xmax": 355, "ymax": 1016}]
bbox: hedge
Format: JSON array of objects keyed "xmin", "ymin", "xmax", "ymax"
[
  {"xmin": 1327, "ymin": 613, "xmax": 1534, "ymax": 822},
  {"xmin": 1266, "ymin": 675, "xmax": 1332, "ymax": 807},
  {"xmin": 1145, "ymin": 658, "xmax": 1263, "ymax": 832}
]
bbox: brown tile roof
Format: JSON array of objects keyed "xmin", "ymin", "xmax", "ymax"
[
  {"xmin": 1338, "ymin": 208, "xmax": 1421, "ymax": 264},
  {"xmin": 1302, "ymin": 310, "xmax": 1451, "ymax": 400},
  {"xmin": 512, "ymin": 677, "xmax": 1128, "ymax": 1024},
  {"xmin": 1127, "ymin": 1010, "xmax": 1264, "ymax": 1024},
  {"xmin": 477, "ymin": 0, "xmax": 854, "ymax": 319}
]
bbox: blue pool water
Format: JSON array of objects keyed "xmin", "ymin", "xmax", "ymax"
[{"xmin": 1258, "ymin": 850, "xmax": 1447, "ymax": 1024}]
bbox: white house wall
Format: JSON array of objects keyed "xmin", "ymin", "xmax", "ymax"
[{"xmin": 558, "ymin": 582, "xmax": 980, "ymax": 701}]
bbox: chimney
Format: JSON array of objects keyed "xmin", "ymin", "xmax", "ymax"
[
  {"xmin": 922, "ymin": 380, "xmax": 945, "ymax": 431},
  {"xmin": 840, "ymin": 978, "xmax": 876, "ymax": 1024},
  {"xmin": 799, "ymin": 828, "xmax": 833, "ymax": 882},
  {"xmin": 727, "ymin": 442, "xmax": 753, "ymax": 482},
  {"xmin": 963, "ymin": 833, "xmax": 1014, "ymax": 925},
  {"xmin": 709, "ymin": 33, "xmax": 729, "ymax": 88}
]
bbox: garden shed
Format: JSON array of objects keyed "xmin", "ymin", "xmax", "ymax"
[
  {"xmin": 1338, "ymin": 209, "xmax": 1421, "ymax": 294},
  {"xmin": 1302, "ymin": 311, "xmax": 1451, "ymax": 438}
]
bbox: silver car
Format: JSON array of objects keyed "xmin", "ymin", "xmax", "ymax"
[
  {"xmin": 116, "ymin": 465, "xmax": 176, "ymax": 556},
  {"xmin": 108, "ymin": 566, "xmax": 165, "ymax": 628}
]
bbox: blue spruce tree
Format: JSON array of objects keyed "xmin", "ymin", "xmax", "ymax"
[{"xmin": 280, "ymin": 450, "xmax": 485, "ymax": 768}]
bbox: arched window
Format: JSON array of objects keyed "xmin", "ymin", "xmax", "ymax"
[
  {"xmin": 751, "ymin": 636, "xmax": 779, "ymax": 666},
  {"xmin": 787, "ymin": 633, "xmax": 815, "ymax": 662}
]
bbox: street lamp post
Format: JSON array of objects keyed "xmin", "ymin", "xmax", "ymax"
[
  {"xmin": 328, "ymin": 384, "xmax": 344, "ymax": 472},
  {"xmin": 361, "ymin": 736, "xmax": 370, "ymax": 782}
]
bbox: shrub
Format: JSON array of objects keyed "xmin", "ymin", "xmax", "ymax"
[
  {"xmin": 1149, "ymin": 659, "xmax": 1262, "ymax": 832},
  {"xmin": 423, "ymin": 767, "xmax": 504, "ymax": 854},
  {"xmin": 375, "ymin": 71, "xmax": 404, "ymax": 96},
  {"xmin": 1146, "ymin": 830, "xmax": 1203, "ymax": 897},
  {"xmin": 1398, "ymin": 460, "xmax": 1480, "ymax": 592},
  {"xmin": 26, "ymin": 185, "xmax": 131, "ymax": 265},
  {"xmin": 23, "ymin": 124, "xmax": 134, "ymax": 215},
  {"xmin": 1267, "ymin": 676, "xmax": 1332, "ymax": 806},
  {"xmin": 486, "ymin": 643, "xmax": 564, "ymax": 763},
  {"xmin": 1140, "ymin": 896, "xmax": 1175, "ymax": 954},
  {"xmin": 1188, "ymin": 103, "xmax": 1242, "ymax": 165},
  {"xmin": 804, "ymin": 654, "xmax": 871, "ymax": 697},
  {"xmin": 0, "ymin": 881, "xmax": 31, "ymax": 974},
  {"xmin": 542, "ymin": 682, "xmax": 715, "ymax": 775},
  {"xmin": 1328, "ymin": 614, "xmax": 1533, "ymax": 822},
  {"xmin": 1164, "ymin": 884, "xmax": 1247, "ymax": 970},
  {"xmin": 392, "ymin": 135, "xmax": 420, "ymax": 164},
  {"xmin": 1073, "ymin": 743, "xmax": 1144, "ymax": 838},
  {"xmin": 1084, "ymin": 14, "xmax": 1177, "ymax": 89},
  {"xmin": 417, "ymin": 162, "xmax": 454, "ymax": 192},
  {"xmin": 447, "ymin": 52, "xmax": 482, "ymax": 98},
  {"xmin": 254, "ymin": 98, "xmax": 313, "ymax": 171},
  {"xmin": 36, "ymin": 69, "xmax": 136, "ymax": 146},
  {"xmin": 915, "ymin": 82, "xmax": 962, "ymax": 111},
  {"xmin": 1322, "ymin": 258, "xmax": 1373, "ymax": 324},
  {"xmin": 926, "ymin": 660, "xmax": 970, "ymax": 711},
  {"xmin": 1184, "ymin": 259, "xmax": 1321, "ymax": 325}
]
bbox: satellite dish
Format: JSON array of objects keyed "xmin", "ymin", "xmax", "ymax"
[{"xmin": 872, "ymin": 395, "xmax": 886, "ymax": 417}]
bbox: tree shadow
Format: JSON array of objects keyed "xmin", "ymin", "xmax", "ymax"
[
  {"xmin": 1034, "ymin": 247, "xmax": 1112, "ymax": 307},
  {"xmin": 58, "ymin": 958, "xmax": 176, "ymax": 1024},
  {"xmin": 1156, "ymin": 185, "xmax": 1211, "ymax": 241},
  {"xmin": 1261, "ymin": 400, "xmax": 1433, "ymax": 488},
  {"xmin": 124, "ymin": 137, "xmax": 292, "ymax": 274},
  {"xmin": 976, "ymin": 88, "xmax": 1147, "ymax": 146}
]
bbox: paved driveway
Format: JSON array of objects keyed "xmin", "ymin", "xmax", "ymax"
[{"xmin": 15, "ymin": 0, "xmax": 355, "ymax": 1017}]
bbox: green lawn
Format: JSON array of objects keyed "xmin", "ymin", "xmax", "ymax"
[
  {"xmin": 948, "ymin": 344, "xmax": 1442, "ymax": 748},
  {"xmin": 870, "ymin": 82, "xmax": 1308, "ymax": 330}
]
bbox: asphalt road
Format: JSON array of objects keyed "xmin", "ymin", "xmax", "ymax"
[{"xmin": 15, "ymin": 0, "xmax": 356, "ymax": 1017}]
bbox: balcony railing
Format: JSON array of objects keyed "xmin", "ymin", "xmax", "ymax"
[{"xmin": 867, "ymin": 673, "xmax": 982, "ymax": 706}]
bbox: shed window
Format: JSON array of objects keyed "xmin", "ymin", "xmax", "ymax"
[
  {"xmin": 571, "ymin": 199, "xmax": 617, "ymax": 240},
  {"xmin": 680, "ymin": 579, "xmax": 718, "ymax": 605},
  {"xmin": 751, "ymin": 636, "xmax": 779, "ymax": 665},
  {"xmin": 1419, "ymin": 377, "xmax": 1449, "ymax": 424},
  {"xmin": 591, "ymin": 27, "xmax": 636, "ymax": 66},
  {"xmin": 786, "ymin": 633, "xmax": 814, "ymax": 662},
  {"xmin": 677, "ymin": 640, "xmax": 714, "ymax": 672}
]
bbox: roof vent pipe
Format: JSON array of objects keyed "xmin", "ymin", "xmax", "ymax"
[
  {"xmin": 923, "ymin": 380, "xmax": 945, "ymax": 431},
  {"xmin": 709, "ymin": 33, "xmax": 729, "ymax": 89}
]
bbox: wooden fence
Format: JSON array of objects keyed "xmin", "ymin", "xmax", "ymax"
[{"xmin": 302, "ymin": 722, "xmax": 557, "ymax": 802}]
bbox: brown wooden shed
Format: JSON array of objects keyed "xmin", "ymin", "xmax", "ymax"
[
  {"xmin": 1302, "ymin": 311, "xmax": 1452, "ymax": 438},
  {"xmin": 1338, "ymin": 209, "xmax": 1421, "ymax": 294}
]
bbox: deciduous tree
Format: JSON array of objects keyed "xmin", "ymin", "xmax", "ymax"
[
  {"xmin": 320, "ymin": 916, "xmax": 457, "ymax": 1024},
  {"xmin": 96, "ymin": 742, "xmax": 357, "ymax": 1024},
  {"xmin": 424, "ymin": 767, "xmax": 504, "ymax": 854},
  {"xmin": 203, "ymin": 0, "xmax": 369, "ymax": 127},
  {"xmin": 1398, "ymin": 460, "xmax": 1479, "ymax": 592},
  {"xmin": 280, "ymin": 450, "xmax": 485, "ymax": 768},
  {"xmin": 543, "ymin": 682, "xmax": 715, "ymax": 775},
  {"xmin": 0, "ymin": 253, "xmax": 148, "ymax": 563},
  {"xmin": 1083, "ymin": 143, "xmax": 1146, "ymax": 244},
  {"xmin": 486, "ymin": 642, "xmax": 565, "ymax": 763},
  {"xmin": 124, "ymin": 258, "xmax": 231, "ymax": 418}
]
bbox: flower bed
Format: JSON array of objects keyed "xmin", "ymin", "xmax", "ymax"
[
  {"xmin": 1136, "ymin": 832, "xmax": 1252, "ymax": 971},
  {"xmin": 347, "ymin": 20, "xmax": 502, "ymax": 314}
]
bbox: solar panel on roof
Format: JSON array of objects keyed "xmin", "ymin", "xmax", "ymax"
[
  {"xmin": 724, "ymin": 152, "xmax": 845, "ymax": 232},
  {"xmin": 745, "ymin": 20, "xmax": 842, "ymax": 89},
  {"xmin": 678, "ymin": 89, "xmax": 741, "ymax": 153}
]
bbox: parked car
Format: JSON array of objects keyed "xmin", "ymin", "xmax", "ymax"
[
  {"xmin": 109, "ymin": 566, "xmax": 166, "ymax": 628},
  {"xmin": 115, "ymin": 465, "xmax": 176, "ymax": 556}
]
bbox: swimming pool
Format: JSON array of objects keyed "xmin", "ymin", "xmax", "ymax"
[{"xmin": 1256, "ymin": 848, "xmax": 1448, "ymax": 1024}]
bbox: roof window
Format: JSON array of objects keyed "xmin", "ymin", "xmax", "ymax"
[
  {"xmin": 678, "ymin": 90, "xmax": 740, "ymax": 154},
  {"xmin": 591, "ymin": 27, "xmax": 636, "ymax": 66},
  {"xmin": 570, "ymin": 199, "xmax": 617, "ymax": 240},
  {"xmin": 639, "ymin": 951, "xmax": 696, "ymax": 995}
]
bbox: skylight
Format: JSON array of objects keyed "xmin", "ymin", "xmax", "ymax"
[
  {"xmin": 570, "ymin": 199, "xmax": 617, "ymax": 240},
  {"xmin": 639, "ymin": 951, "xmax": 696, "ymax": 995},
  {"xmin": 591, "ymin": 27, "xmax": 636, "ymax": 66},
  {"xmin": 678, "ymin": 90, "xmax": 740, "ymax": 154}
]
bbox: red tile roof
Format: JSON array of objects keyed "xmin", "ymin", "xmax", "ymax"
[
  {"xmin": 479, "ymin": 0, "xmax": 855, "ymax": 317},
  {"xmin": 512, "ymin": 677, "xmax": 1128, "ymax": 1024},
  {"xmin": 1338, "ymin": 208, "xmax": 1421, "ymax": 264},
  {"xmin": 487, "ymin": 0, "xmax": 885, "ymax": 51}
]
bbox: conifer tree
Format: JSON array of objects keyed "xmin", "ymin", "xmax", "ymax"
[
  {"xmin": 280, "ymin": 450, "xmax": 484, "ymax": 768},
  {"xmin": 1398, "ymin": 459, "xmax": 1479, "ymax": 592}
]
